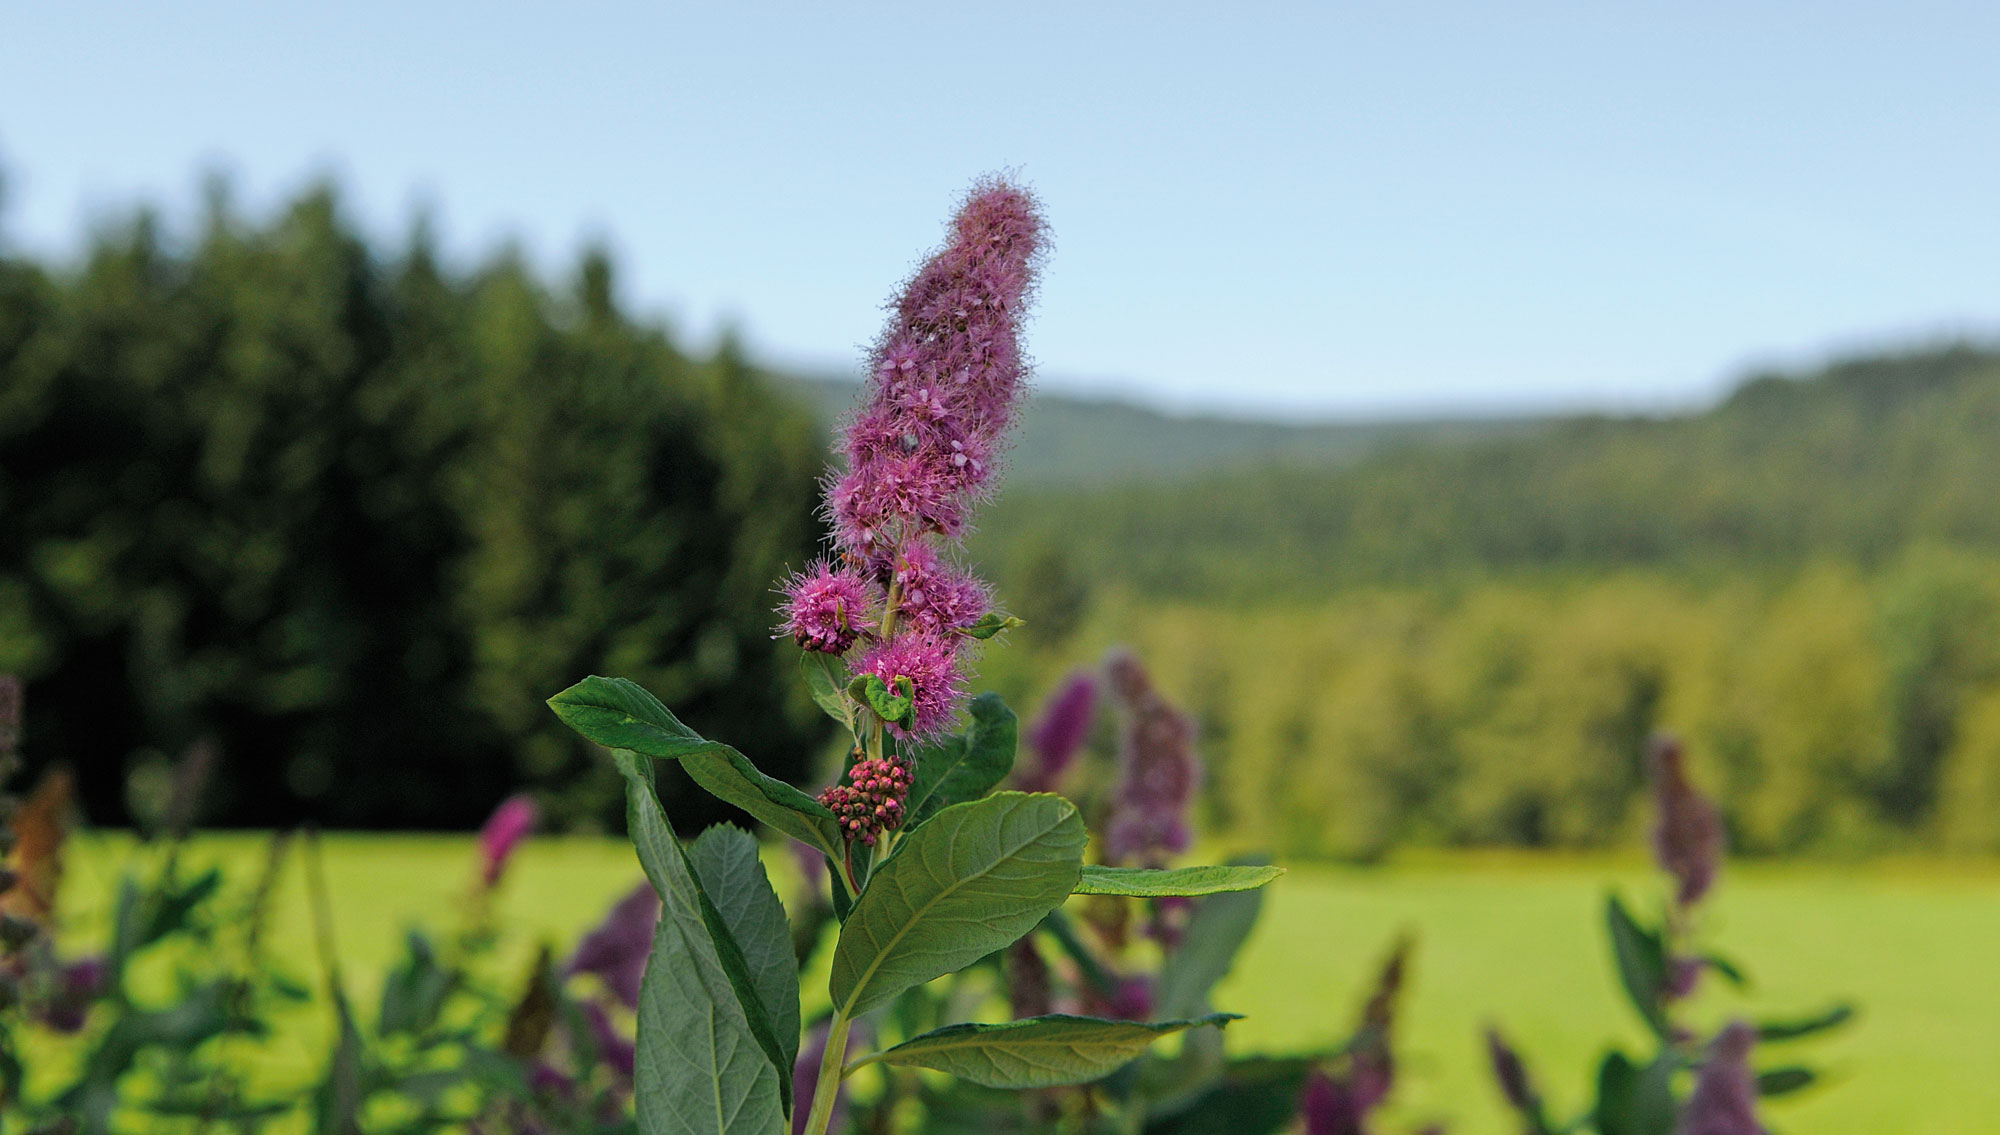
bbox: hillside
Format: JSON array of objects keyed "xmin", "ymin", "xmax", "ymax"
[
  {"xmin": 779, "ymin": 372, "xmax": 1544, "ymax": 488},
  {"xmin": 966, "ymin": 345, "xmax": 2000, "ymax": 600}
]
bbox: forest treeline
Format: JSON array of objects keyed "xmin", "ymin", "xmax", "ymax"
[
  {"xmin": 976, "ymin": 345, "xmax": 2000, "ymax": 596},
  {"xmin": 7, "ymin": 175, "xmax": 2000, "ymax": 854},
  {"xmin": 0, "ymin": 183, "xmax": 830, "ymax": 829},
  {"xmin": 971, "ymin": 345, "xmax": 2000, "ymax": 856}
]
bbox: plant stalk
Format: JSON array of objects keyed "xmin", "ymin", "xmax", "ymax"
[{"xmin": 802, "ymin": 1011, "xmax": 855, "ymax": 1135}]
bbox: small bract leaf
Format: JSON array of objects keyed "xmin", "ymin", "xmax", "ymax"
[
  {"xmin": 863, "ymin": 674, "xmax": 914, "ymax": 726},
  {"xmin": 1756, "ymin": 1066, "xmax": 1817, "ymax": 1097},
  {"xmin": 851, "ymin": 1013, "xmax": 1239, "ymax": 1089},
  {"xmin": 958, "ymin": 612, "xmax": 1025, "ymax": 641},
  {"xmin": 1074, "ymin": 864, "xmax": 1284, "ymax": 898}
]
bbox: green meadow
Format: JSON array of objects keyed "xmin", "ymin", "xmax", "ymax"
[{"xmin": 43, "ymin": 835, "xmax": 2000, "ymax": 1134}]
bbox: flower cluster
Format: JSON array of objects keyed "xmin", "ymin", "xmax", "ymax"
[
  {"xmin": 782, "ymin": 561, "xmax": 877, "ymax": 655},
  {"xmin": 820, "ymin": 755, "xmax": 914, "ymax": 846},
  {"xmin": 780, "ymin": 178, "xmax": 1045, "ymax": 752},
  {"xmin": 1102, "ymin": 649, "xmax": 1201, "ymax": 867}
]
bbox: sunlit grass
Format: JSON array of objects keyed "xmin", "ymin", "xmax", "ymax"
[{"xmin": 46, "ymin": 835, "xmax": 2000, "ymax": 1134}]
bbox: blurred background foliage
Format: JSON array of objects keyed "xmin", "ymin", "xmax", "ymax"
[
  {"xmin": 0, "ymin": 179, "xmax": 829, "ymax": 831},
  {"xmin": 7, "ymin": 175, "xmax": 2000, "ymax": 859}
]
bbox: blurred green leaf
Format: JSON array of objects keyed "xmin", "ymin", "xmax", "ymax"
[
  {"xmin": 852, "ymin": 1013, "xmax": 1237, "ymax": 1089},
  {"xmin": 1604, "ymin": 895, "xmax": 1668, "ymax": 1038},
  {"xmin": 1076, "ymin": 864, "xmax": 1284, "ymax": 898},
  {"xmin": 1154, "ymin": 861, "xmax": 1270, "ymax": 1022},
  {"xmin": 1757, "ymin": 1003, "xmax": 1855, "ymax": 1043}
]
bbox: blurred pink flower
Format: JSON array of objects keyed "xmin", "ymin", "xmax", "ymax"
[
  {"xmin": 1019, "ymin": 670, "xmax": 1100, "ymax": 793},
  {"xmin": 1677, "ymin": 1021, "xmax": 1766, "ymax": 1135},
  {"xmin": 1103, "ymin": 649, "xmax": 1201, "ymax": 867},
  {"xmin": 566, "ymin": 881, "xmax": 660, "ymax": 1008},
  {"xmin": 1649, "ymin": 734, "xmax": 1724, "ymax": 908},
  {"xmin": 479, "ymin": 794, "xmax": 539, "ymax": 888}
]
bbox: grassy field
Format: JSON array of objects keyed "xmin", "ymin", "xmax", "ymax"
[{"xmin": 45, "ymin": 834, "xmax": 2000, "ymax": 1133}]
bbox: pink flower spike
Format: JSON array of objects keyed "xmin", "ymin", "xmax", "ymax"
[
  {"xmin": 478, "ymin": 794, "xmax": 538, "ymax": 888},
  {"xmin": 1649, "ymin": 734, "xmax": 1725, "ymax": 908},
  {"xmin": 1020, "ymin": 670, "xmax": 1100, "ymax": 793},
  {"xmin": 1103, "ymin": 649, "xmax": 1202, "ymax": 867},
  {"xmin": 566, "ymin": 881, "xmax": 662, "ymax": 1008}
]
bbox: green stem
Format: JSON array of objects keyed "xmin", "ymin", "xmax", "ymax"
[{"xmin": 802, "ymin": 1012, "xmax": 855, "ymax": 1135}]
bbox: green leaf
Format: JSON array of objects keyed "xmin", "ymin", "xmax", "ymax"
[
  {"xmin": 689, "ymin": 826, "xmax": 803, "ymax": 1074},
  {"xmin": 1153, "ymin": 861, "xmax": 1270, "ymax": 1021},
  {"xmin": 1593, "ymin": 1051, "xmax": 1676, "ymax": 1135},
  {"xmin": 614, "ymin": 752, "xmax": 789, "ymax": 1134},
  {"xmin": 1142, "ymin": 1056, "xmax": 1315, "ymax": 1135},
  {"xmin": 958, "ymin": 612, "xmax": 1025, "ymax": 641},
  {"xmin": 1038, "ymin": 909, "xmax": 1118, "ymax": 997},
  {"xmin": 1701, "ymin": 951, "xmax": 1750, "ymax": 989},
  {"xmin": 1757, "ymin": 1003, "xmax": 1855, "ymax": 1043},
  {"xmin": 1075, "ymin": 864, "xmax": 1284, "ymax": 898},
  {"xmin": 801, "ymin": 653, "xmax": 855, "ymax": 730},
  {"xmin": 1756, "ymin": 1065, "xmax": 1817, "ymax": 1097},
  {"xmin": 904, "ymin": 693, "xmax": 1019, "ymax": 824},
  {"xmin": 851, "ymin": 1013, "xmax": 1238, "ymax": 1089},
  {"xmin": 862, "ymin": 674, "xmax": 914, "ymax": 725},
  {"xmin": 550, "ymin": 676, "xmax": 843, "ymax": 857},
  {"xmin": 829, "ymin": 792, "xmax": 1085, "ymax": 1018},
  {"xmin": 1604, "ymin": 895, "xmax": 1669, "ymax": 1038}
]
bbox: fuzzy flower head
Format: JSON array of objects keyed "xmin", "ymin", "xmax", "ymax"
[
  {"xmin": 853, "ymin": 632, "xmax": 966, "ymax": 741},
  {"xmin": 1649, "ymin": 733, "xmax": 1725, "ymax": 908},
  {"xmin": 1102, "ymin": 649, "xmax": 1202, "ymax": 867},
  {"xmin": 1677, "ymin": 1021, "xmax": 1767, "ymax": 1135},
  {"xmin": 890, "ymin": 543, "xmax": 990, "ymax": 637},
  {"xmin": 781, "ymin": 560, "xmax": 878, "ymax": 655},
  {"xmin": 478, "ymin": 794, "xmax": 538, "ymax": 888}
]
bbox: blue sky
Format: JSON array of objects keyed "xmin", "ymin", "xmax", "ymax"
[{"xmin": 4, "ymin": 1, "xmax": 1996, "ymax": 416}]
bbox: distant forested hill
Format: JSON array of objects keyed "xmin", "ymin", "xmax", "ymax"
[
  {"xmin": 779, "ymin": 372, "xmax": 1543, "ymax": 488},
  {"xmin": 965, "ymin": 345, "xmax": 2000, "ymax": 600}
]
